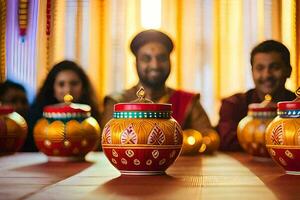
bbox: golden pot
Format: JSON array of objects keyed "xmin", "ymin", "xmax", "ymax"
[
  {"xmin": 266, "ymin": 89, "xmax": 300, "ymax": 174},
  {"xmin": 34, "ymin": 95, "xmax": 100, "ymax": 161},
  {"xmin": 201, "ymin": 129, "xmax": 220, "ymax": 154},
  {"xmin": 181, "ymin": 129, "xmax": 202, "ymax": 155},
  {"xmin": 238, "ymin": 95, "xmax": 276, "ymax": 158},
  {"xmin": 0, "ymin": 105, "xmax": 27, "ymax": 154}
]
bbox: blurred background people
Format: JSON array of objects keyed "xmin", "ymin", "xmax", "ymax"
[{"xmin": 24, "ymin": 60, "xmax": 100, "ymax": 151}]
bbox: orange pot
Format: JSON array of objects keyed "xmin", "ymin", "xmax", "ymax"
[
  {"xmin": 238, "ymin": 95, "xmax": 276, "ymax": 158},
  {"xmin": 201, "ymin": 129, "xmax": 220, "ymax": 154},
  {"xmin": 181, "ymin": 129, "xmax": 203, "ymax": 155},
  {"xmin": 0, "ymin": 105, "xmax": 27, "ymax": 155},
  {"xmin": 34, "ymin": 95, "xmax": 100, "ymax": 161}
]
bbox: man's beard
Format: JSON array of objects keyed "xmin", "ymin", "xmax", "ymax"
[
  {"xmin": 257, "ymin": 76, "xmax": 277, "ymax": 86},
  {"xmin": 256, "ymin": 76, "xmax": 278, "ymax": 94},
  {"xmin": 137, "ymin": 68, "xmax": 170, "ymax": 89},
  {"xmin": 256, "ymin": 77, "xmax": 285, "ymax": 96}
]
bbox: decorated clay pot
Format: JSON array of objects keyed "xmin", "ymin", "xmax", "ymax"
[
  {"xmin": 0, "ymin": 105, "xmax": 27, "ymax": 154},
  {"xmin": 102, "ymin": 88, "xmax": 183, "ymax": 175},
  {"xmin": 238, "ymin": 95, "xmax": 276, "ymax": 158},
  {"xmin": 266, "ymin": 89, "xmax": 300, "ymax": 174},
  {"xmin": 181, "ymin": 129, "xmax": 202, "ymax": 155},
  {"xmin": 34, "ymin": 95, "xmax": 100, "ymax": 161}
]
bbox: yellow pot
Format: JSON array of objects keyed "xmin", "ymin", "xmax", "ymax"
[
  {"xmin": 237, "ymin": 95, "xmax": 276, "ymax": 158},
  {"xmin": 201, "ymin": 129, "xmax": 220, "ymax": 154},
  {"xmin": 0, "ymin": 105, "xmax": 27, "ymax": 154},
  {"xmin": 34, "ymin": 95, "xmax": 100, "ymax": 161},
  {"xmin": 181, "ymin": 129, "xmax": 202, "ymax": 155}
]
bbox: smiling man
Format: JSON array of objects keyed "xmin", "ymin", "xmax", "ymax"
[
  {"xmin": 217, "ymin": 40, "xmax": 296, "ymax": 151},
  {"xmin": 101, "ymin": 29, "xmax": 213, "ymax": 136}
]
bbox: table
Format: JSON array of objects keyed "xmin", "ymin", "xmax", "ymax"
[{"xmin": 0, "ymin": 152, "xmax": 299, "ymax": 200}]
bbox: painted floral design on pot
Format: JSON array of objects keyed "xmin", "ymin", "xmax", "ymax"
[{"xmin": 266, "ymin": 88, "xmax": 300, "ymax": 174}]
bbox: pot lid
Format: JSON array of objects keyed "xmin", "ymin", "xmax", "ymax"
[
  {"xmin": 278, "ymin": 88, "xmax": 300, "ymax": 111},
  {"xmin": 43, "ymin": 94, "xmax": 91, "ymax": 114},
  {"xmin": 248, "ymin": 94, "xmax": 277, "ymax": 112},
  {"xmin": 0, "ymin": 104, "xmax": 14, "ymax": 115},
  {"xmin": 114, "ymin": 87, "xmax": 172, "ymax": 112}
]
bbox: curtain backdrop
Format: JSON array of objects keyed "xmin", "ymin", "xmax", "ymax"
[
  {"xmin": 2, "ymin": 0, "xmax": 300, "ymax": 124},
  {"xmin": 5, "ymin": 0, "xmax": 39, "ymax": 102}
]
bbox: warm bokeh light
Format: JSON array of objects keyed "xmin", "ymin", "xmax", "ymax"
[
  {"xmin": 181, "ymin": 129, "xmax": 203, "ymax": 155},
  {"xmin": 140, "ymin": 0, "xmax": 161, "ymax": 29},
  {"xmin": 187, "ymin": 136, "xmax": 196, "ymax": 145},
  {"xmin": 199, "ymin": 144, "xmax": 206, "ymax": 153}
]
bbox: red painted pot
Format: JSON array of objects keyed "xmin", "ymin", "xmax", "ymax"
[{"xmin": 266, "ymin": 89, "xmax": 300, "ymax": 174}]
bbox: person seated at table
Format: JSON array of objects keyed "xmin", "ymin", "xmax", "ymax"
[
  {"xmin": 101, "ymin": 29, "xmax": 214, "ymax": 140},
  {"xmin": 25, "ymin": 60, "xmax": 100, "ymax": 151},
  {"xmin": 217, "ymin": 40, "xmax": 296, "ymax": 151},
  {"xmin": 0, "ymin": 80, "xmax": 29, "ymax": 118}
]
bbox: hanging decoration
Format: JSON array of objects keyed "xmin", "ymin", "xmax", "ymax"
[
  {"xmin": 18, "ymin": 0, "xmax": 29, "ymax": 42},
  {"xmin": 46, "ymin": 0, "xmax": 52, "ymax": 69},
  {"xmin": 46, "ymin": 0, "xmax": 52, "ymax": 36},
  {"xmin": 0, "ymin": 0, "xmax": 6, "ymax": 82}
]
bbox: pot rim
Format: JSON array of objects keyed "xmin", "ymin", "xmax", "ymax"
[
  {"xmin": 114, "ymin": 103, "xmax": 172, "ymax": 112},
  {"xmin": 0, "ymin": 105, "xmax": 14, "ymax": 115},
  {"xmin": 43, "ymin": 103, "xmax": 91, "ymax": 114}
]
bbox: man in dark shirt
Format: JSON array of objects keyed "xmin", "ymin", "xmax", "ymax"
[{"xmin": 217, "ymin": 40, "xmax": 296, "ymax": 151}]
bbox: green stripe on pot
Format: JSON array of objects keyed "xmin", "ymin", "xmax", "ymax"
[
  {"xmin": 45, "ymin": 117, "xmax": 87, "ymax": 123},
  {"xmin": 278, "ymin": 110, "xmax": 300, "ymax": 118},
  {"xmin": 113, "ymin": 111, "xmax": 171, "ymax": 119}
]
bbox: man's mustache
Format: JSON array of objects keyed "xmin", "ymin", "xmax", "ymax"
[
  {"xmin": 257, "ymin": 77, "xmax": 276, "ymax": 85},
  {"xmin": 145, "ymin": 68, "xmax": 164, "ymax": 74}
]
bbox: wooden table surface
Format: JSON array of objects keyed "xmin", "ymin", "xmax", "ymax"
[{"xmin": 0, "ymin": 152, "xmax": 299, "ymax": 200}]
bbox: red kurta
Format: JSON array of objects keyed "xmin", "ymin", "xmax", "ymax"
[{"xmin": 101, "ymin": 85, "xmax": 212, "ymax": 133}]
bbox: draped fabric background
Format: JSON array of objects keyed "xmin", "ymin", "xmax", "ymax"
[
  {"xmin": 0, "ymin": 0, "xmax": 6, "ymax": 82},
  {"xmin": 5, "ymin": 0, "xmax": 39, "ymax": 102},
  {"xmin": 1, "ymin": 0, "xmax": 300, "ymax": 124}
]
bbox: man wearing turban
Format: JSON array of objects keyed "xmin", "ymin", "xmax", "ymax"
[{"xmin": 101, "ymin": 29, "xmax": 214, "ymax": 140}]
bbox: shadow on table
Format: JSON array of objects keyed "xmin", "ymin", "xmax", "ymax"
[
  {"xmin": 0, "ymin": 157, "xmax": 94, "ymax": 200},
  {"xmin": 12, "ymin": 160, "xmax": 93, "ymax": 179},
  {"xmin": 91, "ymin": 174, "xmax": 186, "ymax": 198},
  {"xmin": 265, "ymin": 174, "xmax": 300, "ymax": 200},
  {"xmin": 229, "ymin": 153, "xmax": 300, "ymax": 200}
]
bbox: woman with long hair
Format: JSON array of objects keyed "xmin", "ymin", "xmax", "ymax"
[{"xmin": 23, "ymin": 60, "xmax": 100, "ymax": 151}]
